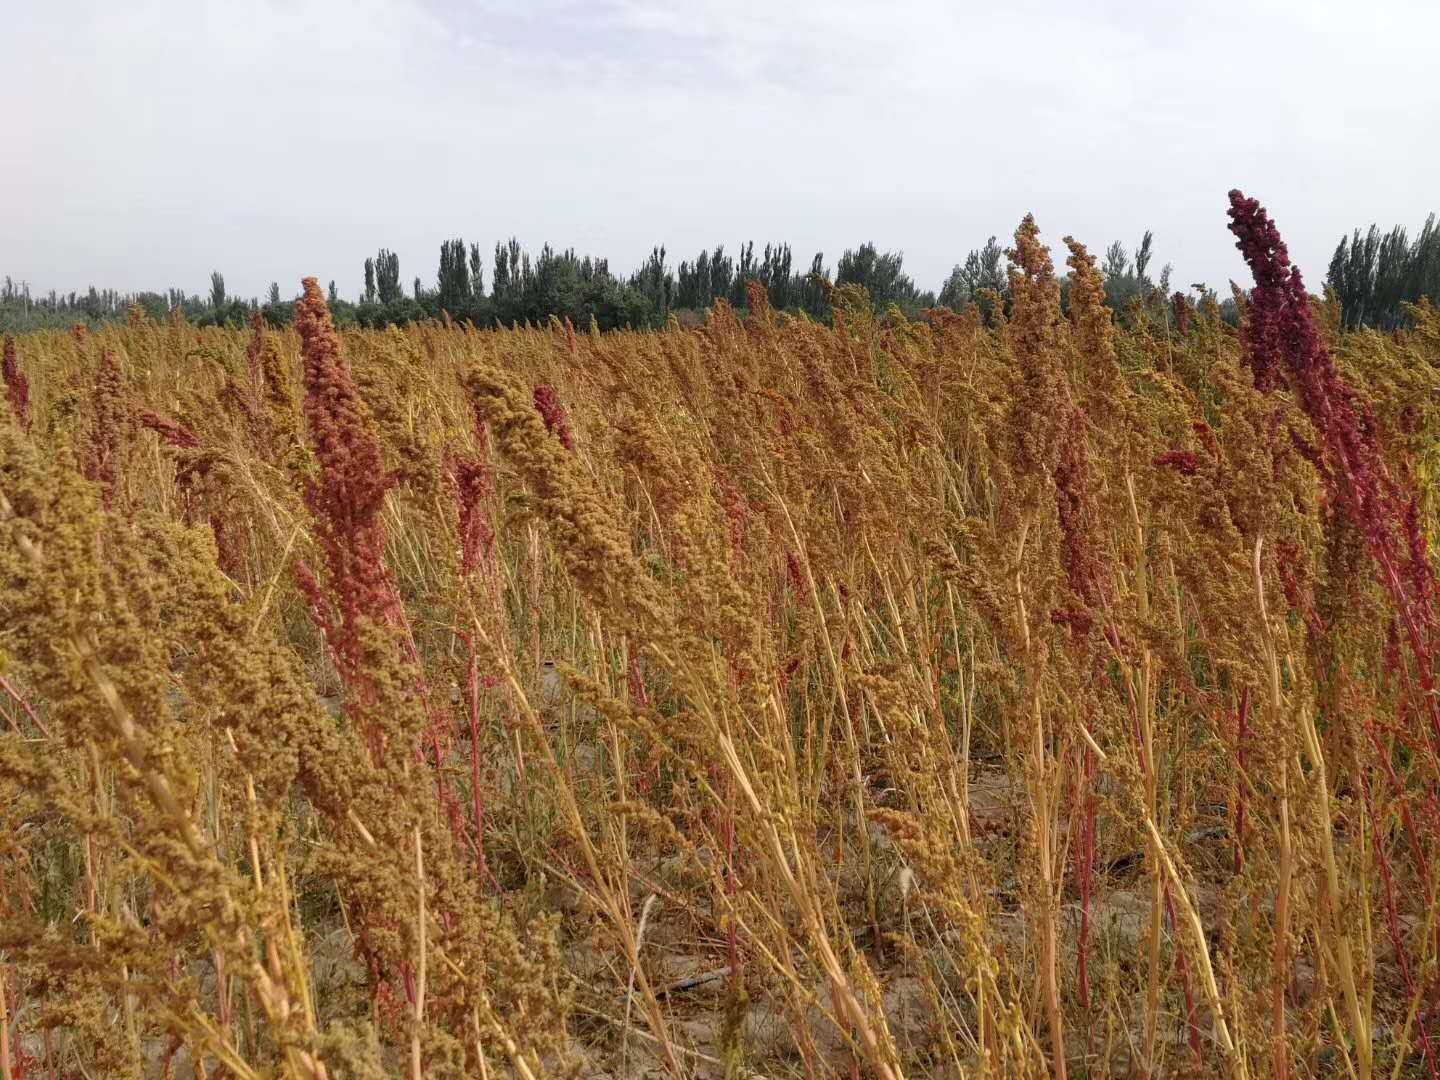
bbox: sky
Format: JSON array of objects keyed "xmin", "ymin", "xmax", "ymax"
[{"xmin": 4, "ymin": 0, "xmax": 1438, "ymax": 303}]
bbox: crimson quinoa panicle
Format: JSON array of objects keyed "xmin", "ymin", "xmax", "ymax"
[
  {"xmin": 532, "ymin": 382, "xmax": 574, "ymax": 450},
  {"xmin": 81, "ymin": 347, "xmax": 128, "ymax": 508},
  {"xmin": 137, "ymin": 409, "xmax": 201, "ymax": 451},
  {"xmin": 1230, "ymin": 189, "xmax": 1440, "ymax": 719},
  {"xmin": 2, "ymin": 334, "xmax": 28, "ymax": 431},
  {"xmin": 449, "ymin": 452, "xmax": 495, "ymax": 577},
  {"xmin": 292, "ymin": 275, "xmax": 399, "ymax": 672}
]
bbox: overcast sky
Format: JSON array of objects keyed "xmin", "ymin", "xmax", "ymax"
[{"xmin": 4, "ymin": 0, "xmax": 1437, "ymax": 303}]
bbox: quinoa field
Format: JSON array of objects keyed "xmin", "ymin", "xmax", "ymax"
[{"xmin": 4, "ymin": 193, "xmax": 1440, "ymax": 1078}]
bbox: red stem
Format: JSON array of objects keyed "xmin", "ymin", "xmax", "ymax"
[
  {"xmin": 463, "ymin": 634, "xmax": 489, "ymax": 883},
  {"xmin": 0, "ymin": 675, "xmax": 51, "ymax": 740},
  {"xmin": 1074, "ymin": 736, "xmax": 1096, "ymax": 1012},
  {"xmin": 1362, "ymin": 776, "xmax": 1439, "ymax": 1078},
  {"xmin": 1234, "ymin": 688, "xmax": 1250, "ymax": 876}
]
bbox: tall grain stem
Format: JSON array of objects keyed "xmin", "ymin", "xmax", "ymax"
[{"xmin": 1253, "ymin": 535, "xmax": 1292, "ymax": 1079}]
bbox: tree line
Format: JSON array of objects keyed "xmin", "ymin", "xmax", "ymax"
[
  {"xmin": 1326, "ymin": 214, "xmax": 1440, "ymax": 329},
  {"xmin": 18, "ymin": 213, "xmax": 1432, "ymax": 335}
]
